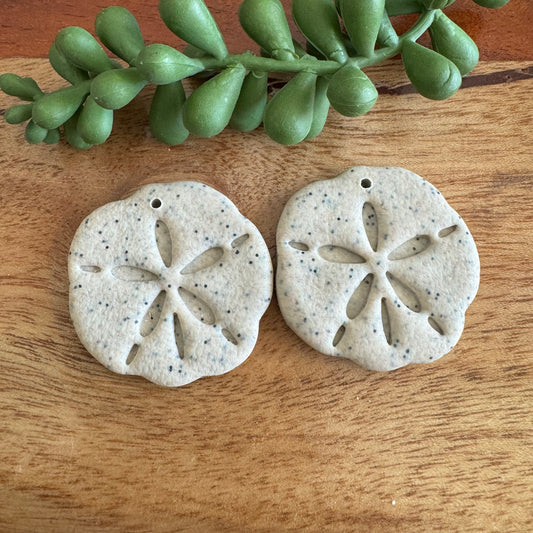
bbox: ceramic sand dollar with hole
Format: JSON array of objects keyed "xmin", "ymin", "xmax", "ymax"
[
  {"xmin": 69, "ymin": 181, "xmax": 273, "ymax": 386},
  {"xmin": 276, "ymin": 166, "xmax": 480, "ymax": 371}
]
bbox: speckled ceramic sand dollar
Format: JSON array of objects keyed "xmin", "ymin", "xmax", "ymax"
[
  {"xmin": 276, "ymin": 166, "xmax": 480, "ymax": 371},
  {"xmin": 69, "ymin": 181, "xmax": 273, "ymax": 386}
]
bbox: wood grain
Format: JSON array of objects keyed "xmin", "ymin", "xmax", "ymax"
[
  {"xmin": 0, "ymin": 0, "xmax": 532, "ymax": 60},
  {"xmin": 1, "ymin": 57, "xmax": 532, "ymax": 532}
]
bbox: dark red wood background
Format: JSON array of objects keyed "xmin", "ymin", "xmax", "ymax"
[{"xmin": 0, "ymin": 0, "xmax": 531, "ymax": 60}]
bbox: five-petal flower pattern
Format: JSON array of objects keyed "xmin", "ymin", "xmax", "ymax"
[
  {"xmin": 69, "ymin": 182, "xmax": 273, "ymax": 386},
  {"xmin": 276, "ymin": 167, "xmax": 480, "ymax": 371}
]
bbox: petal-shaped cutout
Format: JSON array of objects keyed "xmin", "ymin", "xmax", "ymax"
[
  {"xmin": 173, "ymin": 313, "xmax": 185, "ymax": 358},
  {"xmin": 80, "ymin": 265, "xmax": 101, "ymax": 273},
  {"xmin": 428, "ymin": 316, "xmax": 444, "ymax": 335},
  {"xmin": 288, "ymin": 240, "xmax": 309, "ymax": 251},
  {"xmin": 222, "ymin": 328, "xmax": 238, "ymax": 345},
  {"xmin": 332, "ymin": 324, "xmax": 346, "ymax": 347},
  {"xmin": 178, "ymin": 287, "xmax": 215, "ymax": 325},
  {"xmin": 438, "ymin": 225, "xmax": 458, "ymax": 238},
  {"xmin": 347, "ymin": 273, "xmax": 374, "ymax": 320},
  {"xmin": 140, "ymin": 290, "xmax": 167, "ymax": 336},
  {"xmin": 362, "ymin": 202, "xmax": 378, "ymax": 251},
  {"xmin": 180, "ymin": 247, "xmax": 224, "ymax": 275},
  {"xmin": 386, "ymin": 272, "xmax": 421, "ymax": 313},
  {"xmin": 381, "ymin": 298, "xmax": 392, "ymax": 345},
  {"xmin": 112, "ymin": 266, "xmax": 159, "ymax": 282},
  {"xmin": 155, "ymin": 219, "xmax": 172, "ymax": 267},
  {"xmin": 318, "ymin": 245, "xmax": 365, "ymax": 264},
  {"xmin": 388, "ymin": 235, "xmax": 431, "ymax": 261},
  {"xmin": 126, "ymin": 343, "xmax": 140, "ymax": 365},
  {"xmin": 231, "ymin": 234, "xmax": 249, "ymax": 249}
]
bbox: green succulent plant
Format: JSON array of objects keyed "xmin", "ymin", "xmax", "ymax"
[{"xmin": 0, "ymin": 0, "xmax": 508, "ymax": 148}]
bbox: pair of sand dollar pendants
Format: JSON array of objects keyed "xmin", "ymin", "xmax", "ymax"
[{"xmin": 69, "ymin": 166, "xmax": 480, "ymax": 386}]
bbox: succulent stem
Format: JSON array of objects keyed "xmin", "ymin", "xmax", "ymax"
[{"xmin": 199, "ymin": 10, "xmax": 436, "ymax": 74}]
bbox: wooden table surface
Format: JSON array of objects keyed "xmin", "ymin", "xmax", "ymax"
[{"xmin": 1, "ymin": 1, "xmax": 532, "ymax": 532}]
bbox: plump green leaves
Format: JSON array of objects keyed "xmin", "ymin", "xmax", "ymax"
[
  {"xmin": 95, "ymin": 6, "xmax": 145, "ymax": 64},
  {"xmin": 471, "ymin": 0, "xmax": 510, "ymax": 7},
  {"xmin": 0, "ymin": 73, "xmax": 42, "ymax": 101},
  {"xmin": 292, "ymin": 0, "xmax": 347, "ymax": 64},
  {"xmin": 24, "ymin": 120, "xmax": 48, "ymax": 144},
  {"xmin": 4, "ymin": 103, "xmax": 33, "ymax": 124},
  {"xmin": 419, "ymin": 0, "xmax": 456, "ymax": 9},
  {"xmin": 377, "ymin": 11, "xmax": 399, "ymax": 48},
  {"xmin": 55, "ymin": 27, "xmax": 114, "ymax": 74},
  {"xmin": 44, "ymin": 128, "xmax": 61, "ymax": 145},
  {"xmin": 402, "ymin": 40, "xmax": 462, "ymax": 100},
  {"xmin": 159, "ymin": 0, "xmax": 228, "ymax": 60},
  {"xmin": 1, "ymin": 0, "xmax": 503, "ymax": 148},
  {"xmin": 239, "ymin": 0, "xmax": 296, "ymax": 60},
  {"xmin": 306, "ymin": 76, "xmax": 330, "ymax": 140},
  {"xmin": 137, "ymin": 44, "xmax": 204, "ymax": 84},
  {"xmin": 263, "ymin": 71, "xmax": 317, "ymax": 145},
  {"xmin": 49, "ymin": 43, "xmax": 90, "ymax": 85},
  {"xmin": 32, "ymin": 83, "xmax": 90, "ymax": 129},
  {"xmin": 229, "ymin": 70, "xmax": 268, "ymax": 132},
  {"xmin": 91, "ymin": 68, "xmax": 147, "ymax": 109},
  {"xmin": 384, "ymin": 0, "xmax": 422, "ymax": 16},
  {"xmin": 339, "ymin": 0, "xmax": 386, "ymax": 58},
  {"xmin": 183, "ymin": 65, "xmax": 246, "ymax": 137},
  {"xmin": 64, "ymin": 110, "xmax": 93, "ymax": 149},
  {"xmin": 429, "ymin": 11, "xmax": 478, "ymax": 75},
  {"xmin": 77, "ymin": 95, "xmax": 114, "ymax": 144},
  {"xmin": 149, "ymin": 81, "xmax": 190, "ymax": 145},
  {"xmin": 327, "ymin": 64, "xmax": 378, "ymax": 117}
]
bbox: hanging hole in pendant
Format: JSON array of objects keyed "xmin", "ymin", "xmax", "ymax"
[
  {"xmin": 360, "ymin": 178, "xmax": 372, "ymax": 189},
  {"xmin": 151, "ymin": 198, "xmax": 162, "ymax": 209}
]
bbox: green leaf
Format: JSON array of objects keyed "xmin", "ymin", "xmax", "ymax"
[
  {"xmin": 229, "ymin": 70, "xmax": 268, "ymax": 132},
  {"xmin": 5, "ymin": 103, "xmax": 33, "ymax": 124},
  {"xmin": 339, "ymin": 0, "xmax": 386, "ymax": 58},
  {"xmin": 149, "ymin": 81, "xmax": 190, "ymax": 145},
  {"xmin": 384, "ymin": 0, "xmax": 422, "ymax": 16},
  {"xmin": 377, "ymin": 11, "xmax": 399, "ymax": 49},
  {"xmin": 419, "ymin": 0, "xmax": 456, "ymax": 9},
  {"xmin": 183, "ymin": 65, "xmax": 246, "ymax": 137},
  {"xmin": 136, "ymin": 44, "xmax": 204, "ymax": 84},
  {"xmin": 32, "ymin": 83, "xmax": 90, "ymax": 129},
  {"xmin": 44, "ymin": 128, "xmax": 61, "ymax": 144},
  {"xmin": 402, "ymin": 40, "xmax": 462, "ymax": 100},
  {"xmin": 77, "ymin": 95, "xmax": 114, "ymax": 145},
  {"xmin": 91, "ymin": 68, "xmax": 147, "ymax": 110},
  {"xmin": 24, "ymin": 120, "xmax": 48, "ymax": 144},
  {"xmin": 159, "ymin": 0, "xmax": 228, "ymax": 60},
  {"xmin": 239, "ymin": 0, "xmax": 296, "ymax": 60},
  {"xmin": 183, "ymin": 44, "xmax": 211, "ymax": 59},
  {"xmin": 0, "ymin": 73, "xmax": 42, "ymax": 101},
  {"xmin": 64, "ymin": 110, "xmax": 93, "ymax": 149},
  {"xmin": 263, "ymin": 71, "xmax": 317, "ymax": 145},
  {"xmin": 327, "ymin": 64, "xmax": 378, "ymax": 117},
  {"xmin": 306, "ymin": 76, "xmax": 330, "ymax": 140},
  {"xmin": 49, "ymin": 42, "xmax": 90, "ymax": 85},
  {"xmin": 95, "ymin": 6, "xmax": 145, "ymax": 64},
  {"xmin": 429, "ymin": 12, "xmax": 478, "ymax": 75},
  {"xmin": 292, "ymin": 0, "xmax": 347, "ymax": 64},
  {"xmin": 471, "ymin": 0, "xmax": 510, "ymax": 7},
  {"xmin": 55, "ymin": 26, "xmax": 114, "ymax": 74}
]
